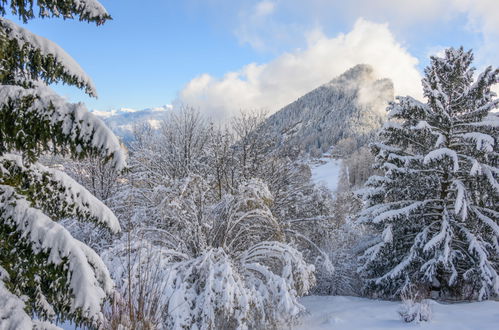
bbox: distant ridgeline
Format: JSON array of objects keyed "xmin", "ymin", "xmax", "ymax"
[
  {"xmin": 92, "ymin": 106, "xmax": 171, "ymax": 143},
  {"xmin": 259, "ymin": 64, "xmax": 394, "ymax": 158},
  {"xmin": 97, "ymin": 65, "xmax": 394, "ymax": 154}
]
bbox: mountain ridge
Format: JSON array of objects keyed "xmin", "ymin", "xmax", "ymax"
[
  {"xmin": 92, "ymin": 105, "xmax": 172, "ymax": 141},
  {"xmin": 259, "ymin": 64, "xmax": 394, "ymax": 157}
]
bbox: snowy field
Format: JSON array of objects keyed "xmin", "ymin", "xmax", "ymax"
[
  {"xmin": 297, "ymin": 296, "xmax": 499, "ymax": 330},
  {"xmin": 58, "ymin": 296, "xmax": 499, "ymax": 329},
  {"xmin": 310, "ymin": 158, "xmax": 342, "ymax": 193}
]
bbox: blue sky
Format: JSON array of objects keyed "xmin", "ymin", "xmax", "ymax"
[{"xmin": 7, "ymin": 0, "xmax": 499, "ymax": 115}]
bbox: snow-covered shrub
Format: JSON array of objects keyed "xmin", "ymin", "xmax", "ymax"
[
  {"xmin": 102, "ymin": 238, "xmax": 179, "ymax": 329},
  {"xmin": 399, "ymin": 300, "xmax": 432, "ymax": 323},
  {"xmin": 103, "ymin": 234, "xmax": 315, "ymax": 329},
  {"xmin": 304, "ymin": 188, "xmax": 365, "ymax": 296},
  {"xmin": 398, "ymin": 290, "xmax": 432, "ymax": 323},
  {"xmin": 106, "ymin": 177, "xmax": 315, "ymax": 329},
  {"xmin": 160, "ymin": 243, "xmax": 313, "ymax": 329}
]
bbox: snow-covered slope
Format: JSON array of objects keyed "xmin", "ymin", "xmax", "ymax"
[
  {"xmin": 311, "ymin": 158, "xmax": 342, "ymax": 193},
  {"xmin": 92, "ymin": 105, "xmax": 171, "ymax": 142},
  {"xmin": 259, "ymin": 64, "xmax": 394, "ymax": 158},
  {"xmin": 298, "ymin": 296, "xmax": 499, "ymax": 330}
]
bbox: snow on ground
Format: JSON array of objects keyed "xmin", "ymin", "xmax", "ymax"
[
  {"xmin": 310, "ymin": 158, "xmax": 342, "ymax": 193},
  {"xmin": 298, "ymin": 295, "xmax": 499, "ymax": 330},
  {"xmin": 55, "ymin": 295, "xmax": 499, "ymax": 329}
]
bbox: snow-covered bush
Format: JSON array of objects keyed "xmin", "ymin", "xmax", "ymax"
[
  {"xmin": 398, "ymin": 290, "xmax": 432, "ymax": 323},
  {"xmin": 106, "ymin": 177, "xmax": 315, "ymax": 329},
  {"xmin": 102, "ymin": 238, "xmax": 177, "ymax": 329},
  {"xmin": 313, "ymin": 192, "xmax": 365, "ymax": 296},
  {"xmin": 160, "ymin": 243, "xmax": 313, "ymax": 329}
]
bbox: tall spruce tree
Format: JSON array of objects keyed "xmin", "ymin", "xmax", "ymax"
[
  {"xmin": 358, "ymin": 48, "xmax": 499, "ymax": 300},
  {"xmin": 0, "ymin": 1, "xmax": 125, "ymax": 328}
]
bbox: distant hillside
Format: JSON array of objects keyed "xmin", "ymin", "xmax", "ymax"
[
  {"xmin": 259, "ymin": 64, "xmax": 394, "ymax": 157},
  {"xmin": 92, "ymin": 106, "xmax": 171, "ymax": 141}
]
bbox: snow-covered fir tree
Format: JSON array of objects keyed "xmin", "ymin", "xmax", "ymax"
[
  {"xmin": 358, "ymin": 47, "xmax": 499, "ymax": 300},
  {"xmin": 0, "ymin": 1, "xmax": 125, "ymax": 328}
]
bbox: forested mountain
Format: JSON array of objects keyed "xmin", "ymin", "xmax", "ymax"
[{"xmin": 259, "ymin": 64, "xmax": 394, "ymax": 157}]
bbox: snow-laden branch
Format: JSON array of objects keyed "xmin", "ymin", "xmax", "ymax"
[
  {"xmin": 0, "ymin": 0, "xmax": 111, "ymax": 24},
  {"xmin": 460, "ymin": 132, "xmax": 495, "ymax": 152},
  {"xmin": 0, "ymin": 84, "xmax": 126, "ymax": 170},
  {"xmin": 0, "ymin": 273, "xmax": 61, "ymax": 330},
  {"xmin": 0, "ymin": 18, "xmax": 97, "ymax": 95},
  {"xmin": 0, "ymin": 185, "xmax": 114, "ymax": 323},
  {"xmin": 1, "ymin": 154, "xmax": 120, "ymax": 232},
  {"xmin": 424, "ymin": 148, "xmax": 459, "ymax": 172}
]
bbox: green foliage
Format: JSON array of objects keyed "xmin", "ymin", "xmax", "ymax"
[
  {"xmin": 0, "ymin": 156, "xmax": 120, "ymax": 228},
  {"xmin": 0, "ymin": 0, "xmax": 121, "ymax": 327},
  {"xmin": 0, "ymin": 90, "xmax": 116, "ymax": 163},
  {"xmin": 0, "ymin": 27, "xmax": 96, "ymax": 94},
  {"xmin": 0, "ymin": 0, "xmax": 111, "ymax": 24}
]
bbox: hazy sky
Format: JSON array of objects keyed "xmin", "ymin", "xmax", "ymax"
[{"xmin": 8, "ymin": 0, "xmax": 499, "ymax": 116}]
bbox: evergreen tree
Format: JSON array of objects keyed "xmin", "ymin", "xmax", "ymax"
[
  {"xmin": 358, "ymin": 48, "xmax": 499, "ymax": 300},
  {"xmin": 0, "ymin": 1, "xmax": 125, "ymax": 327}
]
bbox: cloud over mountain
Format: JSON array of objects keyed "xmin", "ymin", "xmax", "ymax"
[{"xmin": 177, "ymin": 19, "xmax": 421, "ymax": 121}]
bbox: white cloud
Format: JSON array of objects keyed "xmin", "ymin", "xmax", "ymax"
[
  {"xmin": 228, "ymin": 0, "xmax": 499, "ymax": 66},
  {"xmin": 451, "ymin": 0, "xmax": 499, "ymax": 34},
  {"xmin": 234, "ymin": 1, "xmax": 281, "ymax": 51},
  {"xmin": 254, "ymin": 1, "xmax": 275, "ymax": 17},
  {"xmin": 178, "ymin": 19, "xmax": 422, "ymax": 121},
  {"xmin": 377, "ymin": 0, "xmax": 499, "ymax": 65}
]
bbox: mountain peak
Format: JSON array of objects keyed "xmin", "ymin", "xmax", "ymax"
[
  {"xmin": 258, "ymin": 65, "xmax": 394, "ymax": 158},
  {"xmin": 332, "ymin": 64, "xmax": 374, "ymax": 83}
]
